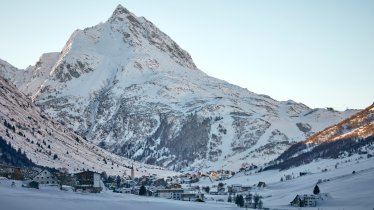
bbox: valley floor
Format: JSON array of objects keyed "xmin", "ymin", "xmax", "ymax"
[
  {"xmin": 1, "ymin": 156, "xmax": 374, "ymax": 210},
  {"xmin": 0, "ymin": 180, "xmax": 237, "ymax": 210}
]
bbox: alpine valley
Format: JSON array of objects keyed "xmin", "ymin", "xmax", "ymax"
[{"xmin": 0, "ymin": 5, "xmax": 359, "ymax": 172}]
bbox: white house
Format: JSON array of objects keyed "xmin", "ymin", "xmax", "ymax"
[
  {"xmin": 32, "ymin": 169, "xmax": 57, "ymax": 186},
  {"xmin": 290, "ymin": 194, "xmax": 320, "ymax": 207},
  {"xmin": 156, "ymin": 188, "xmax": 184, "ymax": 199},
  {"xmin": 156, "ymin": 188, "xmax": 204, "ymax": 202}
]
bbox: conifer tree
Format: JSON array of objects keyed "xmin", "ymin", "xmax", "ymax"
[
  {"xmin": 139, "ymin": 185, "xmax": 147, "ymax": 196},
  {"xmin": 313, "ymin": 185, "xmax": 320, "ymax": 195}
]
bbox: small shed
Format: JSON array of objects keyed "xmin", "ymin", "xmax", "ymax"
[{"xmin": 257, "ymin": 181, "xmax": 266, "ymax": 188}]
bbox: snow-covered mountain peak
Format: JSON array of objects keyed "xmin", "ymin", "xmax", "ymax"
[
  {"xmin": 111, "ymin": 4, "xmax": 131, "ymax": 18},
  {"xmin": 48, "ymin": 4, "xmax": 197, "ymax": 84},
  {"xmin": 108, "ymin": 4, "xmax": 196, "ymax": 69}
]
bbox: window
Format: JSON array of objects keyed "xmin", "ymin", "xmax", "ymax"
[
  {"xmin": 47, "ymin": 181, "xmax": 49, "ymax": 184},
  {"xmin": 41, "ymin": 181, "xmax": 44, "ymax": 184}
]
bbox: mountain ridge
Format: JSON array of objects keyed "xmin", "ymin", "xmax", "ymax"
[{"xmin": 266, "ymin": 103, "xmax": 374, "ymax": 170}]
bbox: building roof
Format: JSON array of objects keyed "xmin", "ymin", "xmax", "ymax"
[
  {"xmin": 157, "ymin": 188, "xmax": 184, "ymax": 193},
  {"xmin": 75, "ymin": 171, "xmax": 100, "ymax": 175}
]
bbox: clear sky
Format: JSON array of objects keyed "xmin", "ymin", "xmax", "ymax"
[{"xmin": 1, "ymin": 0, "xmax": 373, "ymax": 110}]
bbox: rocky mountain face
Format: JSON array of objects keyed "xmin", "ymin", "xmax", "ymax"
[
  {"xmin": 1, "ymin": 5, "xmax": 358, "ymax": 171},
  {"xmin": 0, "ymin": 75, "xmax": 173, "ymax": 176},
  {"xmin": 267, "ymin": 104, "xmax": 374, "ymax": 170}
]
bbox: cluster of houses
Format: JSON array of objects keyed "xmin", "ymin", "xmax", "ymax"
[
  {"xmin": 28, "ymin": 169, "xmax": 104, "ymax": 192},
  {"xmin": 0, "ymin": 164, "xmax": 104, "ymax": 193},
  {"xmin": 10, "ymin": 166, "xmax": 205, "ymax": 202},
  {"xmin": 112, "ymin": 171, "xmax": 205, "ymax": 202},
  {"xmin": 1, "ymin": 163, "xmax": 326, "ymax": 207}
]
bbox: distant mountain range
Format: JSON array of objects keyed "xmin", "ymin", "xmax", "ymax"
[{"xmin": 0, "ymin": 5, "xmax": 361, "ymax": 171}]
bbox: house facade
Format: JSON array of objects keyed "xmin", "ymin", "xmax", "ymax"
[
  {"xmin": 156, "ymin": 189, "xmax": 204, "ymax": 202},
  {"xmin": 290, "ymin": 194, "xmax": 319, "ymax": 207},
  {"xmin": 75, "ymin": 171, "xmax": 103, "ymax": 193},
  {"xmin": 32, "ymin": 169, "xmax": 57, "ymax": 186},
  {"xmin": 156, "ymin": 188, "xmax": 184, "ymax": 199}
]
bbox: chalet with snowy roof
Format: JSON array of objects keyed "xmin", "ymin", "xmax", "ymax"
[
  {"xmin": 32, "ymin": 169, "xmax": 57, "ymax": 186},
  {"xmin": 74, "ymin": 171, "xmax": 103, "ymax": 193},
  {"xmin": 290, "ymin": 194, "xmax": 320, "ymax": 207}
]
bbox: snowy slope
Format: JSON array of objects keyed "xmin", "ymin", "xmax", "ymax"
[
  {"xmin": 305, "ymin": 103, "xmax": 374, "ymax": 144},
  {"xmin": 262, "ymin": 162, "xmax": 374, "ymax": 210},
  {"xmin": 0, "ymin": 76, "xmax": 176, "ymax": 177},
  {"xmin": 266, "ymin": 104, "xmax": 374, "ymax": 170},
  {"xmin": 197, "ymin": 154, "xmax": 374, "ymax": 209},
  {"xmin": 1, "ymin": 5, "xmax": 358, "ymax": 172}
]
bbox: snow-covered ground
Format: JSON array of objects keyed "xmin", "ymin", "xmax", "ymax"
[
  {"xmin": 0, "ymin": 181, "xmax": 237, "ymax": 210},
  {"xmin": 261, "ymin": 158, "xmax": 374, "ymax": 210},
  {"xmin": 0, "ymin": 156, "xmax": 373, "ymax": 210},
  {"xmin": 198, "ymin": 155, "xmax": 374, "ymax": 210}
]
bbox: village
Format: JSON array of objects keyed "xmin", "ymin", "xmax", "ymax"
[{"xmin": 0, "ymin": 163, "xmax": 328, "ymax": 209}]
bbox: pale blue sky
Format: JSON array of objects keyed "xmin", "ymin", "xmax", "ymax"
[{"xmin": 1, "ymin": 0, "xmax": 373, "ymax": 110}]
